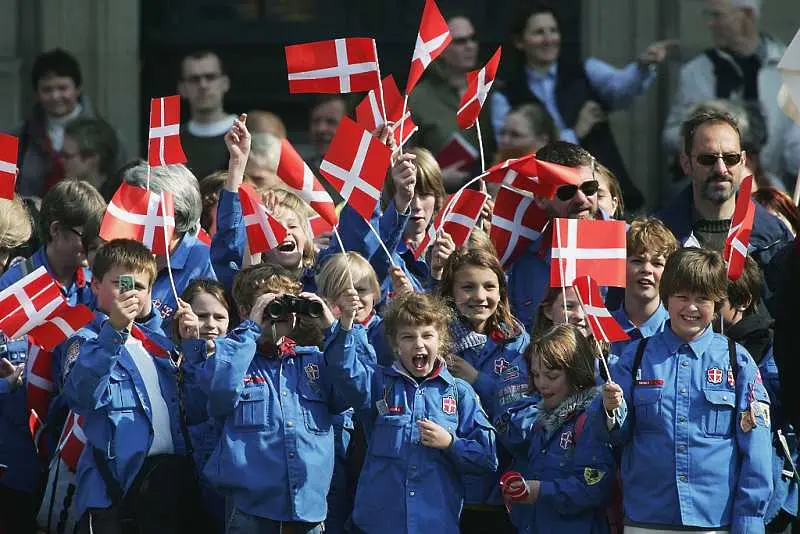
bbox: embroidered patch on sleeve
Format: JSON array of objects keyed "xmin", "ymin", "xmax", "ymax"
[{"xmin": 584, "ymin": 467, "xmax": 605, "ymax": 486}]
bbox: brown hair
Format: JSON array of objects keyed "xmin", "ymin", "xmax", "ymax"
[
  {"xmin": 659, "ymin": 248, "xmax": 727, "ymax": 305},
  {"xmin": 383, "ymin": 293, "xmax": 452, "ymax": 357},
  {"xmin": 594, "ymin": 162, "xmax": 624, "ymax": 218},
  {"xmin": 680, "ymin": 109, "xmax": 741, "ymax": 156},
  {"xmin": 753, "ymin": 187, "xmax": 800, "ymax": 236},
  {"xmin": 536, "ymin": 140, "xmax": 593, "ymax": 168},
  {"xmin": 199, "ymin": 170, "xmax": 227, "ymax": 233},
  {"xmin": 626, "ymin": 217, "xmax": 679, "ymax": 259},
  {"xmin": 726, "ymin": 256, "xmax": 762, "ymax": 314},
  {"xmin": 39, "ymin": 179, "xmax": 106, "ymax": 243},
  {"xmin": 92, "ymin": 239, "xmax": 157, "ymax": 286},
  {"xmin": 527, "ymin": 324, "xmax": 596, "ymax": 393},
  {"xmin": 181, "ymin": 278, "xmax": 231, "ymax": 314},
  {"xmin": 382, "ymin": 147, "xmax": 446, "ymax": 213}
]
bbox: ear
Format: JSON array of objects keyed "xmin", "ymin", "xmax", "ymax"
[
  {"xmin": 740, "ymin": 296, "xmax": 752, "ymax": 311},
  {"xmin": 90, "ymin": 276, "xmax": 101, "ymax": 297},
  {"xmin": 679, "ymin": 151, "xmax": 692, "ymax": 177},
  {"xmin": 220, "ymin": 74, "xmax": 230, "ymax": 94},
  {"xmin": 48, "ymin": 220, "xmax": 60, "ymax": 241}
]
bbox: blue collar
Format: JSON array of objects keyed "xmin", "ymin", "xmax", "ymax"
[
  {"xmin": 612, "ymin": 303, "xmax": 668, "ymax": 337},
  {"xmin": 661, "ymin": 321, "xmax": 715, "ymax": 357},
  {"xmin": 167, "ymin": 233, "xmax": 194, "ymax": 270},
  {"xmin": 525, "ymin": 62, "xmax": 558, "ymax": 82}
]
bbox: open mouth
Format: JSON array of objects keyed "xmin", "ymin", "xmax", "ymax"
[
  {"xmin": 412, "ymin": 353, "xmax": 428, "ymax": 371},
  {"xmin": 277, "ymin": 241, "xmax": 296, "ymax": 253},
  {"xmin": 636, "ymin": 279, "xmax": 654, "ymax": 289}
]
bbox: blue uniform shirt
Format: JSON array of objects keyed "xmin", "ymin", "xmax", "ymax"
[
  {"xmin": 0, "ymin": 246, "xmax": 94, "ymax": 307},
  {"xmin": 608, "ymin": 303, "xmax": 669, "ymax": 364},
  {"xmin": 593, "ymin": 324, "xmax": 773, "ymax": 532}
]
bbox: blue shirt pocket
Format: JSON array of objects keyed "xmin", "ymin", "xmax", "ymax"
[
  {"xmin": 702, "ymin": 388, "xmax": 736, "ymax": 438},
  {"xmin": 108, "ymin": 368, "xmax": 137, "ymax": 411},
  {"xmin": 235, "ymin": 385, "xmax": 267, "ymax": 430},
  {"xmin": 633, "ymin": 387, "xmax": 662, "ymax": 432},
  {"xmin": 298, "ymin": 379, "xmax": 332, "ymax": 435},
  {"xmin": 371, "ymin": 415, "xmax": 409, "ymax": 458}
]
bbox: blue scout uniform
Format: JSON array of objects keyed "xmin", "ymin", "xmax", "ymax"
[
  {"xmin": 608, "ymin": 303, "xmax": 669, "ymax": 364},
  {"xmin": 326, "ymin": 325, "xmax": 498, "ymax": 534},
  {"xmin": 508, "ymin": 235, "xmax": 550, "ymax": 330},
  {"xmin": 0, "ymin": 247, "xmax": 94, "ymax": 307},
  {"xmin": 202, "ymin": 320, "xmax": 348, "ymax": 523},
  {"xmin": 61, "ymin": 314, "xmax": 208, "ymax": 517},
  {"xmin": 593, "ymin": 324, "xmax": 773, "ymax": 532}
]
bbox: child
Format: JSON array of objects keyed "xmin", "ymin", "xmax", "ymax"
[
  {"xmin": 202, "ymin": 264, "xmax": 348, "ymax": 533},
  {"xmin": 599, "ymin": 247, "xmax": 773, "ymax": 532},
  {"xmin": 500, "ymin": 324, "xmax": 615, "ymax": 533},
  {"xmin": 60, "ymin": 239, "xmax": 207, "ymax": 533},
  {"xmin": 326, "ymin": 292, "xmax": 497, "ymax": 533},
  {"xmin": 532, "ymin": 286, "xmax": 590, "ymax": 339}
]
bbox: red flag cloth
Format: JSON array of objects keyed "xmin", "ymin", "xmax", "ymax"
[
  {"xmin": 275, "ymin": 139, "xmax": 338, "ymax": 225},
  {"xmin": 482, "ymin": 155, "xmax": 581, "ymax": 199},
  {"xmin": 456, "ymin": 47, "xmax": 502, "ymax": 129},
  {"xmin": 319, "ymin": 117, "xmax": 392, "ymax": 221},
  {"xmin": 57, "ymin": 411, "xmax": 86, "ymax": 472},
  {"xmin": 0, "ymin": 133, "xmax": 19, "ymax": 200},
  {"xmin": 26, "ymin": 344, "xmax": 53, "ymax": 460},
  {"xmin": 286, "ymin": 38, "xmax": 380, "ymax": 94},
  {"xmin": 572, "ymin": 275, "xmax": 630, "ymax": 343},
  {"xmin": 28, "ymin": 303, "xmax": 94, "ymax": 351},
  {"xmin": 308, "ymin": 215, "xmax": 334, "ymax": 238},
  {"xmin": 130, "ymin": 325, "xmax": 171, "ymax": 359},
  {"xmin": 413, "ymin": 189, "xmax": 488, "ymax": 259},
  {"xmin": 148, "ymin": 96, "xmax": 186, "ymax": 167},
  {"xmin": 723, "ymin": 175, "xmax": 755, "ymax": 280},
  {"xmin": 355, "ymin": 75, "xmax": 417, "ymax": 147},
  {"xmin": 550, "ymin": 218, "xmax": 627, "ymax": 288},
  {"xmin": 0, "ymin": 267, "xmax": 66, "ymax": 339},
  {"xmin": 239, "ymin": 184, "xmax": 289, "ymax": 254},
  {"xmin": 197, "ymin": 227, "xmax": 212, "ymax": 246},
  {"xmin": 101, "ymin": 182, "xmax": 176, "ymax": 255},
  {"xmin": 406, "ymin": 0, "xmax": 452, "ymax": 94},
  {"xmin": 490, "ymin": 186, "xmax": 549, "ymax": 269}
]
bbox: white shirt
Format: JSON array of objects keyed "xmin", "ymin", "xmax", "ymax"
[
  {"xmin": 46, "ymin": 104, "xmax": 83, "ymax": 151},
  {"xmin": 186, "ymin": 114, "xmax": 236, "ymax": 138},
  {"xmin": 125, "ymin": 336, "xmax": 174, "ymax": 456}
]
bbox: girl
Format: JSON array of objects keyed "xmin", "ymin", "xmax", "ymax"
[
  {"xmin": 262, "ymin": 188, "xmax": 317, "ymax": 290},
  {"xmin": 326, "ymin": 292, "xmax": 497, "ymax": 534},
  {"xmin": 438, "ymin": 248, "xmax": 530, "ymax": 532},
  {"xmin": 595, "ymin": 162, "xmax": 624, "ymax": 219},
  {"xmin": 532, "ymin": 286, "xmax": 590, "ymax": 338},
  {"xmin": 501, "ymin": 324, "xmax": 615, "ymax": 533}
]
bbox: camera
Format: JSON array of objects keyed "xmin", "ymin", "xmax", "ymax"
[{"xmin": 266, "ymin": 295, "xmax": 323, "ymax": 321}]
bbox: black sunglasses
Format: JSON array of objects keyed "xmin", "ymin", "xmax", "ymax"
[
  {"xmin": 451, "ymin": 34, "xmax": 477, "ymax": 45},
  {"xmin": 695, "ymin": 152, "xmax": 742, "ymax": 167},
  {"xmin": 556, "ymin": 180, "xmax": 600, "ymax": 201}
]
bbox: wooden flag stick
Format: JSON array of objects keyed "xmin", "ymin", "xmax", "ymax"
[
  {"xmin": 332, "ymin": 225, "xmax": 356, "ymax": 289},
  {"xmin": 160, "ymin": 192, "xmax": 179, "ymax": 304},
  {"xmin": 364, "ymin": 219, "xmax": 398, "ymax": 268},
  {"xmin": 373, "ymin": 40, "xmax": 388, "ymax": 124}
]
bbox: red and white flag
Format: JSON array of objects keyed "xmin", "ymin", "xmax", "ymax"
[
  {"xmin": 456, "ymin": 47, "xmax": 502, "ymax": 129},
  {"xmin": 28, "ymin": 303, "xmax": 94, "ymax": 351},
  {"xmin": 413, "ymin": 189, "xmax": 488, "ymax": 259},
  {"xmin": 0, "ymin": 267, "xmax": 66, "ymax": 339},
  {"xmin": 286, "ymin": 38, "xmax": 380, "ymax": 94},
  {"xmin": 239, "ymin": 184, "xmax": 288, "ymax": 254},
  {"xmin": 319, "ymin": 117, "xmax": 392, "ymax": 221},
  {"xmin": 275, "ymin": 138, "xmax": 338, "ymax": 225},
  {"xmin": 148, "ymin": 95, "xmax": 186, "ymax": 167},
  {"xmin": 724, "ymin": 175, "xmax": 755, "ymax": 281},
  {"xmin": 406, "ymin": 0, "xmax": 452, "ymax": 95},
  {"xmin": 308, "ymin": 215, "xmax": 334, "ymax": 238},
  {"xmin": 100, "ymin": 181, "xmax": 176, "ymax": 255},
  {"xmin": 482, "ymin": 155, "xmax": 581, "ymax": 199},
  {"xmin": 26, "ymin": 344, "xmax": 53, "ymax": 458},
  {"xmin": 355, "ymin": 75, "xmax": 417, "ymax": 147},
  {"xmin": 573, "ymin": 275, "xmax": 630, "ymax": 343},
  {"xmin": 490, "ymin": 186, "xmax": 549, "ymax": 269},
  {"xmin": 57, "ymin": 411, "xmax": 87, "ymax": 472},
  {"xmin": 0, "ymin": 133, "xmax": 19, "ymax": 199},
  {"xmin": 550, "ymin": 218, "xmax": 627, "ymax": 288}
]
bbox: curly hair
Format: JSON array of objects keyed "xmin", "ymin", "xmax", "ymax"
[{"xmin": 383, "ymin": 293, "xmax": 452, "ymax": 358}]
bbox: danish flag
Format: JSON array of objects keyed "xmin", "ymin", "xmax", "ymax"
[
  {"xmin": 57, "ymin": 411, "xmax": 87, "ymax": 471},
  {"xmin": 319, "ymin": 117, "xmax": 392, "ymax": 221},
  {"xmin": 100, "ymin": 181, "xmax": 176, "ymax": 255},
  {"xmin": 413, "ymin": 188, "xmax": 488, "ymax": 259},
  {"xmin": 355, "ymin": 75, "xmax": 417, "ymax": 147},
  {"xmin": 285, "ymin": 38, "xmax": 380, "ymax": 94},
  {"xmin": 0, "ymin": 268, "xmax": 65, "ymax": 338},
  {"xmin": 456, "ymin": 47, "xmax": 502, "ymax": 129},
  {"xmin": 26, "ymin": 345, "xmax": 53, "ymax": 459},
  {"xmin": 148, "ymin": 95, "xmax": 186, "ymax": 167},
  {"xmin": 572, "ymin": 275, "xmax": 630, "ymax": 343},
  {"xmin": 550, "ymin": 218, "xmax": 627, "ymax": 288},
  {"xmin": 28, "ymin": 302, "xmax": 94, "ymax": 351},
  {"xmin": 239, "ymin": 183, "xmax": 288, "ymax": 254},
  {"xmin": 481, "ymin": 155, "xmax": 581, "ymax": 199},
  {"xmin": 275, "ymin": 138, "xmax": 338, "ymax": 225},
  {"xmin": 490, "ymin": 186, "xmax": 549, "ymax": 269},
  {"xmin": 308, "ymin": 215, "xmax": 334, "ymax": 238},
  {"xmin": 723, "ymin": 175, "xmax": 755, "ymax": 281},
  {"xmin": 406, "ymin": 0, "xmax": 452, "ymax": 94},
  {"xmin": 0, "ymin": 133, "xmax": 19, "ymax": 199}
]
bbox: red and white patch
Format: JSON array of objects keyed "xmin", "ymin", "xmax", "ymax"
[
  {"xmin": 304, "ymin": 363, "xmax": 319, "ymax": 381},
  {"xmin": 727, "ymin": 369, "xmax": 735, "ymax": 387},
  {"xmin": 559, "ymin": 430, "xmax": 574, "ymax": 449},
  {"xmin": 707, "ymin": 367, "xmax": 723, "ymax": 384},
  {"xmin": 442, "ymin": 395, "xmax": 457, "ymax": 415},
  {"xmin": 494, "ymin": 358, "xmax": 510, "ymax": 375}
]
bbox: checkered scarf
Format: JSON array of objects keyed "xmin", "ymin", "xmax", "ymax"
[
  {"xmin": 536, "ymin": 386, "xmax": 599, "ymax": 437},
  {"xmin": 450, "ymin": 317, "xmax": 488, "ymax": 355}
]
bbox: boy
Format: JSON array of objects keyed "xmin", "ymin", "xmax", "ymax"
[
  {"xmin": 599, "ymin": 247, "xmax": 773, "ymax": 532},
  {"xmin": 202, "ymin": 264, "xmax": 348, "ymax": 533},
  {"xmin": 61, "ymin": 239, "xmax": 207, "ymax": 533},
  {"xmin": 609, "ymin": 217, "xmax": 678, "ymax": 360}
]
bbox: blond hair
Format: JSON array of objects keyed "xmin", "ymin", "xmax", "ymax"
[
  {"xmin": 267, "ymin": 188, "xmax": 316, "ymax": 270},
  {"xmin": 316, "ymin": 252, "xmax": 380, "ymax": 301},
  {"xmin": 0, "ymin": 196, "xmax": 32, "ymax": 249},
  {"xmin": 627, "ymin": 217, "xmax": 679, "ymax": 259}
]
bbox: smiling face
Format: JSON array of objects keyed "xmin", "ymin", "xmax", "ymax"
[
  {"xmin": 37, "ymin": 74, "xmax": 80, "ymax": 118},
  {"xmin": 263, "ymin": 207, "xmax": 308, "ymax": 270},
  {"xmin": 517, "ymin": 12, "xmax": 561, "ymax": 69},
  {"xmin": 531, "ymin": 355, "xmax": 570, "ymax": 410},
  {"xmin": 395, "ymin": 323, "xmax": 440, "ymax": 377},
  {"xmin": 626, "ymin": 252, "xmax": 666, "ymax": 304},
  {"xmin": 543, "ymin": 287, "xmax": 589, "ymax": 337},
  {"xmin": 190, "ymin": 291, "xmax": 229, "ymax": 341},
  {"xmin": 353, "ymin": 278, "xmax": 377, "ymax": 324},
  {"xmin": 452, "ymin": 265, "xmax": 500, "ymax": 334},
  {"xmin": 666, "ymin": 292, "xmax": 715, "ymax": 341}
]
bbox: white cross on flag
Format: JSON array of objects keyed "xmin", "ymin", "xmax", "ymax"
[
  {"xmin": 275, "ymin": 138, "xmax": 338, "ymax": 226},
  {"xmin": 724, "ymin": 175, "xmax": 756, "ymax": 281},
  {"xmin": 28, "ymin": 302, "xmax": 94, "ymax": 351},
  {"xmin": 572, "ymin": 275, "xmax": 630, "ymax": 343},
  {"xmin": 285, "ymin": 38, "xmax": 380, "ymax": 94},
  {"xmin": 456, "ymin": 46, "xmax": 502, "ymax": 129},
  {"xmin": 100, "ymin": 181, "xmax": 176, "ymax": 255},
  {"xmin": 148, "ymin": 95, "xmax": 186, "ymax": 167},
  {"xmin": 490, "ymin": 186, "xmax": 549, "ymax": 269},
  {"xmin": 58, "ymin": 411, "xmax": 87, "ymax": 472},
  {"xmin": 482, "ymin": 155, "xmax": 582, "ymax": 199},
  {"xmin": 239, "ymin": 183, "xmax": 289, "ymax": 254},
  {"xmin": 355, "ymin": 75, "xmax": 418, "ymax": 148},
  {"xmin": 0, "ymin": 133, "xmax": 19, "ymax": 199},
  {"xmin": 550, "ymin": 218, "xmax": 627, "ymax": 288},
  {"xmin": 319, "ymin": 116, "xmax": 392, "ymax": 221},
  {"xmin": 406, "ymin": 0, "xmax": 452, "ymax": 95},
  {"xmin": 413, "ymin": 188, "xmax": 488, "ymax": 260}
]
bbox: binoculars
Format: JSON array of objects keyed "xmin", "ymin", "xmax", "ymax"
[{"xmin": 266, "ymin": 295, "xmax": 324, "ymax": 320}]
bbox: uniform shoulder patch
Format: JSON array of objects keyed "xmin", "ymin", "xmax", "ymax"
[
  {"xmin": 63, "ymin": 338, "xmax": 82, "ymax": 378},
  {"xmin": 584, "ymin": 467, "xmax": 605, "ymax": 486}
]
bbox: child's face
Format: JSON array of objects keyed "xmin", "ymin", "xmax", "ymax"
[
  {"xmin": 91, "ymin": 267, "xmax": 152, "ymax": 319},
  {"xmin": 353, "ymin": 280, "xmax": 376, "ymax": 324},
  {"xmin": 715, "ymin": 296, "xmax": 744, "ymax": 330},
  {"xmin": 544, "ymin": 287, "xmax": 589, "ymax": 337},
  {"xmin": 453, "ymin": 265, "xmax": 500, "ymax": 333},
  {"xmin": 395, "ymin": 323, "xmax": 440, "ymax": 377},
  {"xmin": 406, "ymin": 193, "xmax": 436, "ymax": 236},
  {"xmin": 626, "ymin": 252, "xmax": 666, "ymax": 303},
  {"xmin": 190, "ymin": 292, "xmax": 229, "ymax": 341},
  {"xmin": 531, "ymin": 356, "xmax": 570, "ymax": 410},
  {"xmin": 666, "ymin": 291, "xmax": 715, "ymax": 341},
  {"xmin": 263, "ymin": 208, "xmax": 307, "ymax": 270}
]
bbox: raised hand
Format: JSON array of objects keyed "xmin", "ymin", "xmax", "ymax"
[{"xmin": 224, "ymin": 113, "xmax": 250, "ymax": 191}]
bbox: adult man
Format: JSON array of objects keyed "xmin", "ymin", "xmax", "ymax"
[
  {"xmin": 662, "ymin": 0, "xmax": 800, "ymax": 186},
  {"xmin": 178, "ymin": 50, "xmax": 236, "ymax": 180},
  {"xmin": 62, "ymin": 117, "xmax": 120, "ymax": 198}
]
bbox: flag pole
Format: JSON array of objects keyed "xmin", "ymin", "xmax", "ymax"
[
  {"xmin": 364, "ymin": 219, "xmax": 398, "ymax": 268},
  {"xmin": 146, "ymin": 164, "xmax": 151, "ymax": 191},
  {"xmin": 373, "ymin": 40, "xmax": 388, "ymax": 124},
  {"xmin": 332, "ymin": 225, "xmax": 356, "ymax": 289},
  {"xmin": 160, "ymin": 192, "xmax": 180, "ymax": 304},
  {"xmin": 398, "ymin": 95, "xmax": 409, "ymax": 157},
  {"xmin": 554, "ymin": 219, "xmax": 569, "ymax": 320},
  {"xmin": 475, "ymin": 118, "xmax": 486, "ymax": 173}
]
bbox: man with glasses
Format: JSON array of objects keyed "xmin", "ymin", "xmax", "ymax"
[{"xmin": 178, "ymin": 50, "xmax": 237, "ymax": 181}]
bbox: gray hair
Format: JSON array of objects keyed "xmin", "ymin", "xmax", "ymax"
[
  {"xmin": 122, "ymin": 162, "xmax": 201, "ymax": 234},
  {"xmin": 731, "ymin": 0, "xmax": 762, "ymax": 17}
]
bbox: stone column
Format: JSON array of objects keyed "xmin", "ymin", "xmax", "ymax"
[{"xmin": 0, "ymin": 0, "xmax": 22, "ymax": 129}]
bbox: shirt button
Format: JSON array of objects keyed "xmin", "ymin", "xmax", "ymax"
[
  {"xmin": 411, "ymin": 465, "xmax": 417, "ymax": 470},
  {"xmin": 679, "ymin": 416, "xmax": 686, "ymax": 423},
  {"xmin": 722, "ymin": 395, "xmax": 729, "ymax": 401},
  {"xmin": 681, "ymin": 361, "xmax": 688, "ymax": 367},
  {"xmin": 282, "ymin": 391, "xmax": 288, "ymax": 396},
  {"xmin": 287, "ymin": 421, "xmax": 295, "ymax": 428},
  {"xmin": 679, "ymin": 474, "xmax": 687, "ymax": 482},
  {"xmin": 680, "ymin": 388, "xmax": 687, "ymax": 394},
  {"xmin": 409, "ymin": 491, "xmax": 415, "ymax": 496},
  {"xmin": 289, "ymin": 452, "xmax": 295, "ymax": 458},
  {"xmin": 540, "ymin": 449, "xmax": 547, "ymax": 455}
]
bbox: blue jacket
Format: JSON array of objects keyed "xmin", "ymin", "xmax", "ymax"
[
  {"xmin": 593, "ymin": 324, "xmax": 773, "ymax": 532},
  {"xmin": 326, "ymin": 325, "xmax": 497, "ymax": 534},
  {"xmin": 0, "ymin": 247, "xmax": 94, "ymax": 307},
  {"xmin": 608, "ymin": 303, "xmax": 669, "ymax": 365},
  {"xmin": 507, "ymin": 236, "xmax": 550, "ymax": 330},
  {"xmin": 61, "ymin": 314, "xmax": 208, "ymax": 516},
  {"xmin": 201, "ymin": 320, "xmax": 348, "ymax": 523}
]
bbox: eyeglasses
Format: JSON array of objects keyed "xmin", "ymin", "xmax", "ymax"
[
  {"xmin": 695, "ymin": 152, "xmax": 742, "ymax": 167},
  {"xmin": 64, "ymin": 226, "xmax": 84, "ymax": 239},
  {"xmin": 184, "ymin": 72, "xmax": 222, "ymax": 84},
  {"xmin": 556, "ymin": 180, "xmax": 600, "ymax": 201},
  {"xmin": 451, "ymin": 34, "xmax": 477, "ymax": 45}
]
